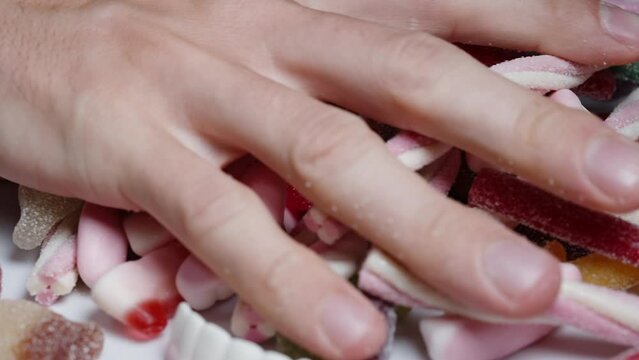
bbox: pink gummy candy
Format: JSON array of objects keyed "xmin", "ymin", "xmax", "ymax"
[{"xmin": 468, "ymin": 169, "xmax": 639, "ymax": 266}]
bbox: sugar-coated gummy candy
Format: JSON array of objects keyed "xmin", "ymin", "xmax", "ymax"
[
  {"xmin": 572, "ymin": 254, "xmax": 639, "ymax": 290},
  {"xmin": 468, "ymin": 169, "xmax": 639, "ymax": 266}
]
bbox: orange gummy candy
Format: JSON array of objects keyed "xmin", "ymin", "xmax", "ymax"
[
  {"xmin": 544, "ymin": 240, "xmax": 567, "ymax": 262},
  {"xmin": 572, "ymin": 253, "xmax": 639, "ymax": 290}
]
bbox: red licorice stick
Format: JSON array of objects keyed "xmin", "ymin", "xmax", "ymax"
[{"xmin": 468, "ymin": 169, "xmax": 639, "ymax": 266}]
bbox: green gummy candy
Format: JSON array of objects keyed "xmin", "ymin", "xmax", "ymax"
[
  {"xmin": 613, "ymin": 62, "xmax": 639, "ymax": 83},
  {"xmin": 275, "ymin": 335, "xmax": 323, "ymax": 360}
]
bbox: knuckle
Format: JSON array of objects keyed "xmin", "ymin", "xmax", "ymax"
[
  {"xmin": 263, "ymin": 249, "xmax": 309, "ymax": 301},
  {"xmin": 410, "ymin": 203, "xmax": 460, "ymax": 249},
  {"xmin": 512, "ymin": 100, "xmax": 564, "ymax": 154},
  {"xmin": 379, "ymin": 33, "xmax": 451, "ymax": 104},
  {"xmin": 179, "ymin": 179, "xmax": 254, "ymax": 244},
  {"xmin": 289, "ymin": 112, "xmax": 375, "ymax": 184}
]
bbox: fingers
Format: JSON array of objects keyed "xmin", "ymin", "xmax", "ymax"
[
  {"xmin": 123, "ymin": 135, "xmax": 386, "ymax": 360},
  {"xmin": 175, "ymin": 57, "xmax": 561, "ymax": 318},
  {"xmin": 267, "ymin": 10, "xmax": 639, "ymax": 213},
  {"xmin": 294, "ymin": 0, "xmax": 639, "ymax": 65}
]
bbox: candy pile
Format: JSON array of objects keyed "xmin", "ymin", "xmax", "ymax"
[{"xmin": 2, "ymin": 47, "xmax": 639, "ymax": 360}]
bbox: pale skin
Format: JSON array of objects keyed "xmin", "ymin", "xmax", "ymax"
[{"xmin": 2, "ymin": 0, "xmax": 639, "ymax": 359}]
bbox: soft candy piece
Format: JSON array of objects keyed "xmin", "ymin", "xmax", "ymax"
[
  {"xmin": 613, "ymin": 62, "xmax": 639, "ymax": 83},
  {"xmin": 544, "ymin": 240, "xmax": 567, "ymax": 262},
  {"xmin": 572, "ymin": 254, "xmax": 639, "ymax": 290},
  {"xmin": 420, "ymin": 317, "xmax": 553, "ymax": 360},
  {"xmin": 77, "ymin": 203, "xmax": 128, "ymax": 287},
  {"xmin": 13, "ymin": 186, "xmax": 83, "ymax": 250},
  {"xmin": 92, "ymin": 243, "xmax": 188, "ymax": 337},
  {"xmin": 230, "ymin": 300, "xmax": 275, "ymax": 343},
  {"xmin": 418, "ymin": 149, "xmax": 461, "ymax": 195},
  {"xmin": 176, "ymin": 255, "xmax": 234, "ymax": 310},
  {"xmin": 386, "ymin": 131, "xmax": 452, "ymax": 171},
  {"xmin": 573, "ymin": 69, "xmax": 617, "ymax": 101},
  {"xmin": 360, "ymin": 249, "xmax": 639, "ymax": 346},
  {"xmin": 491, "ymin": 55, "xmax": 598, "ymax": 93},
  {"xmin": 284, "ymin": 186, "xmax": 312, "ymax": 233},
  {"xmin": 312, "ymin": 233, "xmax": 370, "ymax": 279},
  {"xmin": 0, "ymin": 299, "xmax": 103, "ymax": 360},
  {"xmin": 123, "ymin": 212, "xmax": 174, "ymax": 256},
  {"xmin": 26, "ymin": 212, "xmax": 80, "ymax": 306},
  {"xmin": 468, "ymin": 169, "xmax": 639, "ymax": 266},
  {"xmin": 605, "ymin": 88, "xmax": 639, "ymax": 140},
  {"xmin": 302, "ymin": 208, "xmax": 348, "ymax": 246},
  {"xmin": 168, "ymin": 303, "xmax": 292, "ymax": 360}
]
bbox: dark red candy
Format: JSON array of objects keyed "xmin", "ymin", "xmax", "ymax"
[
  {"xmin": 573, "ymin": 69, "xmax": 617, "ymax": 101},
  {"xmin": 468, "ymin": 169, "xmax": 639, "ymax": 266},
  {"xmin": 458, "ymin": 44, "xmax": 523, "ymax": 67},
  {"xmin": 286, "ymin": 186, "xmax": 312, "ymax": 220}
]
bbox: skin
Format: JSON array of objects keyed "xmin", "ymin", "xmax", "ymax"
[{"xmin": 1, "ymin": 0, "xmax": 639, "ymax": 359}]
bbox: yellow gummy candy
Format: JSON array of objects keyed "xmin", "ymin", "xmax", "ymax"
[{"xmin": 572, "ymin": 254, "xmax": 639, "ymax": 290}]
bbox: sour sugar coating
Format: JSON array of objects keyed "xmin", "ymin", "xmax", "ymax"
[
  {"xmin": 572, "ymin": 254, "xmax": 639, "ymax": 290},
  {"xmin": 311, "ymin": 232, "xmax": 370, "ymax": 279},
  {"xmin": 176, "ymin": 255, "xmax": 234, "ymax": 311},
  {"xmin": 26, "ymin": 212, "xmax": 80, "ymax": 306},
  {"xmin": 0, "ymin": 299, "xmax": 103, "ymax": 360},
  {"xmin": 92, "ymin": 243, "xmax": 188, "ymax": 338},
  {"xmin": 230, "ymin": 300, "xmax": 275, "ymax": 343},
  {"xmin": 13, "ymin": 186, "xmax": 83, "ymax": 250},
  {"xmin": 491, "ymin": 55, "xmax": 599, "ymax": 94},
  {"xmin": 77, "ymin": 204, "xmax": 128, "ymax": 288},
  {"xmin": 468, "ymin": 169, "xmax": 639, "ymax": 266},
  {"xmin": 420, "ymin": 317, "xmax": 553, "ymax": 360},
  {"xmin": 168, "ymin": 303, "xmax": 292, "ymax": 360},
  {"xmin": 605, "ymin": 88, "xmax": 639, "ymax": 140},
  {"xmin": 123, "ymin": 212, "xmax": 174, "ymax": 256}
]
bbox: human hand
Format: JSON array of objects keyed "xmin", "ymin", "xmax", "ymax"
[{"xmin": 1, "ymin": 1, "xmax": 639, "ymax": 359}]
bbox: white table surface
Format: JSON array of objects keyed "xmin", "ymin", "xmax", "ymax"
[{"xmin": 0, "ymin": 180, "xmax": 628, "ymax": 359}]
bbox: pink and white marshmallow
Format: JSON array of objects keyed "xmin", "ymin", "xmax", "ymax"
[
  {"xmin": 123, "ymin": 212, "xmax": 174, "ymax": 256},
  {"xmin": 606, "ymin": 88, "xmax": 639, "ymax": 140},
  {"xmin": 176, "ymin": 255, "xmax": 234, "ymax": 311},
  {"xmin": 359, "ymin": 249, "xmax": 639, "ymax": 347},
  {"xmin": 92, "ymin": 242, "xmax": 188, "ymax": 338},
  {"xmin": 230, "ymin": 300, "xmax": 275, "ymax": 343},
  {"xmin": 77, "ymin": 203, "xmax": 128, "ymax": 288},
  {"xmin": 491, "ymin": 55, "xmax": 599, "ymax": 94},
  {"xmin": 26, "ymin": 212, "xmax": 80, "ymax": 306}
]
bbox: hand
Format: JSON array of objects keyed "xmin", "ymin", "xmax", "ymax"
[{"xmin": 1, "ymin": 1, "xmax": 638, "ymax": 359}]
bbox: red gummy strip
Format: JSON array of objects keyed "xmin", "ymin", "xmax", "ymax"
[
  {"xmin": 573, "ymin": 69, "xmax": 617, "ymax": 101},
  {"xmin": 285, "ymin": 186, "xmax": 312, "ymax": 220},
  {"xmin": 468, "ymin": 169, "xmax": 639, "ymax": 265}
]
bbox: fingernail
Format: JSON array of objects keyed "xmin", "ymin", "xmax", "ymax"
[
  {"xmin": 585, "ymin": 136, "xmax": 639, "ymax": 202},
  {"xmin": 600, "ymin": 0, "xmax": 639, "ymax": 45},
  {"xmin": 320, "ymin": 293, "xmax": 380, "ymax": 354},
  {"xmin": 483, "ymin": 242, "xmax": 554, "ymax": 301}
]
